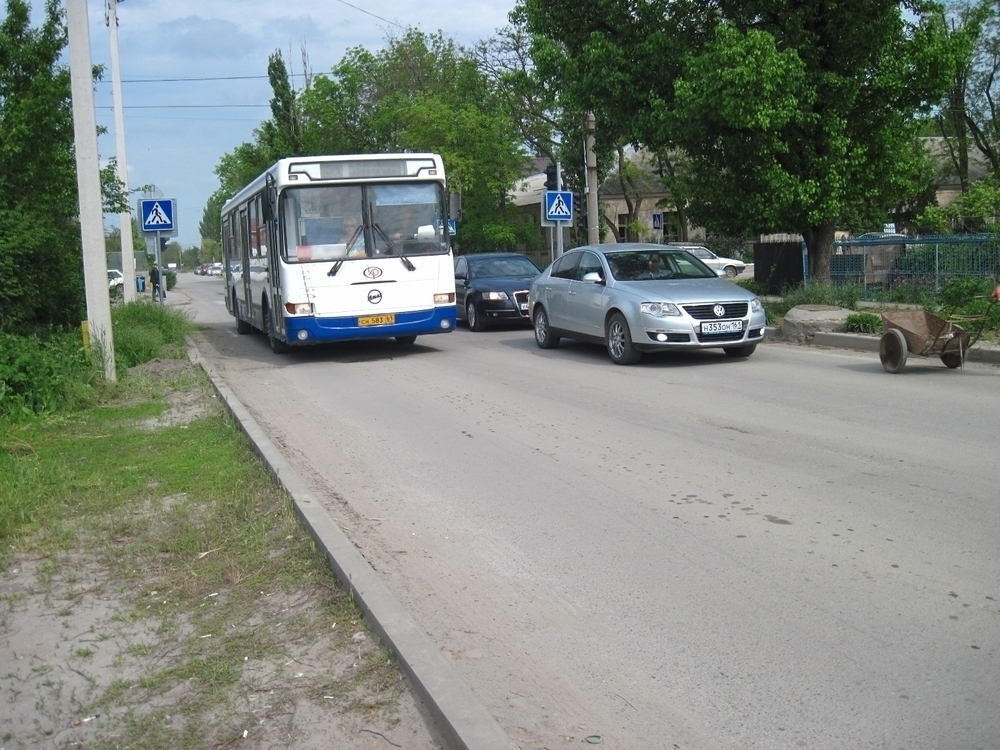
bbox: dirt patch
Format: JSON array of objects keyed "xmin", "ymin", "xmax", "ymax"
[{"xmin": 0, "ymin": 356, "xmax": 446, "ymax": 750}]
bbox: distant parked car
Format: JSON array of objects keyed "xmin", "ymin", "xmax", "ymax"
[
  {"xmin": 454, "ymin": 253, "xmax": 541, "ymax": 331},
  {"xmin": 108, "ymin": 269, "xmax": 124, "ymax": 288},
  {"xmin": 667, "ymin": 243, "xmax": 745, "ymax": 278},
  {"xmin": 529, "ymin": 243, "xmax": 766, "ymax": 365}
]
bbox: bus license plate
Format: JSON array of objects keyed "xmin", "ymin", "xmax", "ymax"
[
  {"xmin": 358, "ymin": 314, "xmax": 396, "ymax": 326},
  {"xmin": 701, "ymin": 320, "xmax": 743, "ymax": 334}
]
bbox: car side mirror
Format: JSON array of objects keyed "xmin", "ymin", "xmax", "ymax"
[
  {"xmin": 455, "ymin": 272, "xmax": 466, "ymax": 281},
  {"xmin": 582, "ymin": 271, "xmax": 604, "ymax": 284},
  {"xmin": 716, "ymin": 269, "xmax": 727, "ymax": 278}
]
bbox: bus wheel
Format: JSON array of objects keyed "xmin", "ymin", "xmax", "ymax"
[
  {"xmin": 234, "ymin": 293, "xmax": 252, "ymax": 334},
  {"xmin": 395, "ymin": 335, "xmax": 417, "ymax": 345},
  {"xmin": 265, "ymin": 305, "xmax": 290, "ymax": 354}
]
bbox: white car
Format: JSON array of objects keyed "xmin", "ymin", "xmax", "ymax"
[
  {"xmin": 668, "ymin": 243, "xmax": 746, "ymax": 278},
  {"xmin": 108, "ymin": 269, "xmax": 125, "ymax": 288}
]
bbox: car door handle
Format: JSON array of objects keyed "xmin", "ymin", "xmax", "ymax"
[{"xmin": 568, "ymin": 290, "xmax": 576, "ymax": 295}]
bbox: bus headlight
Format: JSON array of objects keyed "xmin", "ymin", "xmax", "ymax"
[
  {"xmin": 285, "ymin": 302, "xmax": 314, "ymax": 315},
  {"xmin": 434, "ymin": 293, "xmax": 455, "ymax": 304}
]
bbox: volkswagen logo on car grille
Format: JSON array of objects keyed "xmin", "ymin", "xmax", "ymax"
[
  {"xmin": 368, "ymin": 289, "xmax": 382, "ymax": 304},
  {"xmin": 713, "ymin": 304, "xmax": 726, "ymax": 317},
  {"xmin": 363, "ymin": 267, "xmax": 383, "ymax": 279}
]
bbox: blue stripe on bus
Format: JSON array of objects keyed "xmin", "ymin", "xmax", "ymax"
[{"xmin": 283, "ymin": 306, "xmax": 456, "ymax": 344}]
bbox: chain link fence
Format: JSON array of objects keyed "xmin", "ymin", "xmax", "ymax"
[{"xmin": 832, "ymin": 234, "xmax": 1000, "ymax": 294}]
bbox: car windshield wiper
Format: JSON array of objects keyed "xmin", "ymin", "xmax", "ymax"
[{"xmin": 372, "ymin": 222, "xmax": 416, "ymax": 271}]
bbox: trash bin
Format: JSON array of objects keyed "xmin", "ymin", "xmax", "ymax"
[{"xmin": 136, "ymin": 275, "xmax": 146, "ymax": 293}]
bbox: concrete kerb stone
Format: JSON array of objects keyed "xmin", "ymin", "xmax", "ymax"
[
  {"xmin": 186, "ymin": 345, "xmax": 517, "ymax": 750},
  {"xmin": 811, "ymin": 331, "xmax": 1000, "ymax": 363}
]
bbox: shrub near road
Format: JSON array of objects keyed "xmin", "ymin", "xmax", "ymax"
[{"xmin": 0, "ymin": 302, "xmax": 437, "ymax": 749}]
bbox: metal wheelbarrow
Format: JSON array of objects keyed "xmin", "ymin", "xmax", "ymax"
[{"xmin": 879, "ymin": 298, "xmax": 995, "ymax": 373}]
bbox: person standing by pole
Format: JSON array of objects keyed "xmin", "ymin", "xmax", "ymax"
[{"xmin": 150, "ymin": 261, "xmax": 161, "ymax": 301}]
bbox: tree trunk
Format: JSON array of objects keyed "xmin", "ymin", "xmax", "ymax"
[{"xmin": 802, "ymin": 221, "xmax": 836, "ymax": 282}]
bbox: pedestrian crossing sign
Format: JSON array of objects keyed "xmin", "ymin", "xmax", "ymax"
[
  {"xmin": 139, "ymin": 198, "xmax": 176, "ymax": 233},
  {"xmin": 544, "ymin": 191, "xmax": 573, "ymax": 222}
]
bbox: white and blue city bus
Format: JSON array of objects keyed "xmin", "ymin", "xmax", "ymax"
[{"xmin": 221, "ymin": 153, "xmax": 457, "ymax": 352}]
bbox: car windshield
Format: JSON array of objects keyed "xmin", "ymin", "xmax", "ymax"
[
  {"xmin": 469, "ymin": 256, "xmax": 540, "ymax": 278},
  {"xmin": 606, "ymin": 250, "xmax": 717, "ymax": 281}
]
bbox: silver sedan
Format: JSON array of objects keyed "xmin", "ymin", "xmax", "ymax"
[{"xmin": 529, "ymin": 244, "xmax": 767, "ymax": 365}]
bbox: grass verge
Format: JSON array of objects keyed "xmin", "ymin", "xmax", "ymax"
[{"xmin": 0, "ymin": 356, "xmax": 419, "ymax": 749}]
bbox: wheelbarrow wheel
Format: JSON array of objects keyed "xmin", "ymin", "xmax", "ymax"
[
  {"xmin": 879, "ymin": 329, "xmax": 908, "ymax": 373},
  {"xmin": 940, "ymin": 350, "xmax": 964, "ymax": 369}
]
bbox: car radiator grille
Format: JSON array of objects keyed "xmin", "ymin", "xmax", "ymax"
[
  {"xmin": 696, "ymin": 331, "xmax": 746, "ymax": 343},
  {"xmin": 513, "ymin": 290, "xmax": 530, "ymax": 317},
  {"xmin": 683, "ymin": 302, "xmax": 749, "ymax": 320}
]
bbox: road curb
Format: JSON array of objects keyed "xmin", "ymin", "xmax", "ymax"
[
  {"xmin": 774, "ymin": 330, "xmax": 1000, "ymax": 364},
  {"xmin": 187, "ymin": 344, "xmax": 517, "ymax": 750}
]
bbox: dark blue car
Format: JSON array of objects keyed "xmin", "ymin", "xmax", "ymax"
[{"xmin": 454, "ymin": 252, "xmax": 541, "ymax": 331}]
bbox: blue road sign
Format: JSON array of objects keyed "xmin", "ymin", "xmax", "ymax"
[
  {"xmin": 140, "ymin": 199, "xmax": 175, "ymax": 233},
  {"xmin": 652, "ymin": 213, "xmax": 663, "ymax": 231},
  {"xmin": 448, "ymin": 219, "xmax": 457, "ymax": 236},
  {"xmin": 544, "ymin": 191, "xmax": 573, "ymax": 222}
]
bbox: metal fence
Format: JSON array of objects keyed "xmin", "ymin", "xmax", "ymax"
[{"xmin": 831, "ymin": 234, "xmax": 1000, "ymax": 294}]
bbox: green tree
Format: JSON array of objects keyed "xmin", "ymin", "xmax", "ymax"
[
  {"xmin": 959, "ymin": 0, "xmax": 1000, "ymax": 175},
  {"xmin": 522, "ymin": 0, "xmax": 957, "ymax": 280},
  {"xmin": 199, "ymin": 188, "xmax": 226, "ymax": 243},
  {"xmin": 216, "ymin": 29, "xmax": 536, "ymax": 252},
  {"xmin": 0, "ymin": 0, "xmax": 84, "ymax": 333}
]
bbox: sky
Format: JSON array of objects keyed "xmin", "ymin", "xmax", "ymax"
[{"xmin": 35, "ymin": 0, "xmax": 519, "ymax": 247}]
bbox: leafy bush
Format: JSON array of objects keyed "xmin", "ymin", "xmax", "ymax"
[
  {"xmin": 0, "ymin": 302, "xmax": 194, "ymax": 420},
  {"xmin": 0, "ymin": 331, "xmax": 95, "ymax": 419},
  {"xmin": 735, "ymin": 278, "xmax": 767, "ymax": 295},
  {"xmin": 937, "ymin": 276, "xmax": 992, "ymax": 309},
  {"xmin": 111, "ymin": 300, "xmax": 193, "ymax": 374},
  {"xmin": 842, "ymin": 312, "xmax": 882, "ymax": 334}
]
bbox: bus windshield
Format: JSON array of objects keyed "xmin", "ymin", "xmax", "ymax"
[{"xmin": 282, "ymin": 182, "xmax": 447, "ymax": 263}]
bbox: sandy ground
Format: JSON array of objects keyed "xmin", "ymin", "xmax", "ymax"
[{"xmin": 0, "ymin": 357, "xmax": 447, "ymax": 750}]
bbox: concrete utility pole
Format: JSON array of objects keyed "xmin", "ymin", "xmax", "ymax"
[
  {"xmin": 67, "ymin": 0, "xmax": 116, "ymax": 381},
  {"xmin": 585, "ymin": 112, "xmax": 600, "ymax": 245},
  {"xmin": 107, "ymin": 0, "xmax": 136, "ymax": 302}
]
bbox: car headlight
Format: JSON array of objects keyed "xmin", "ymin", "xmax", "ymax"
[
  {"xmin": 750, "ymin": 297, "xmax": 762, "ymax": 312},
  {"xmin": 640, "ymin": 301, "xmax": 680, "ymax": 317},
  {"xmin": 482, "ymin": 291, "xmax": 509, "ymax": 301}
]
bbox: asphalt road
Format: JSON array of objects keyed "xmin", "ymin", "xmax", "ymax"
[{"xmin": 174, "ymin": 273, "xmax": 999, "ymax": 750}]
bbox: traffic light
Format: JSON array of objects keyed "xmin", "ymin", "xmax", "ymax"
[{"xmin": 544, "ymin": 163, "xmax": 558, "ymax": 191}]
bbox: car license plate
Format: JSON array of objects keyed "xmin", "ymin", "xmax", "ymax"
[
  {"xmin": 358, "ymin": 314, "xmax": 395, "ymax": 326},
  {"xmin": 701, "ymin": 320, "xmax": 743, "ymax": 334},
  {"xmin": 519, "ymin": 303, "xmax": 529, "ymax": 311}
]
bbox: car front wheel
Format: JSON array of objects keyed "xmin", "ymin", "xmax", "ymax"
[
  {"xmin": 724, "ymin": 265, "xmax": 738, "ymax": 278},
  {"xmin": 467, "ymin": 300, "xmax": 485, "ymax": 332},
  {"xmin": 533, "ymin": 307, "xmax": 560, "ymax": 349},
  {"xmin": 606, "ymin": 313, "xmax": 642, "ymax": 365}
]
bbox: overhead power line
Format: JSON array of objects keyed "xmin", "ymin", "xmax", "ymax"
[{"xmin": 97, "ymin": 104, "xmax": 270, "ymax": 109}]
